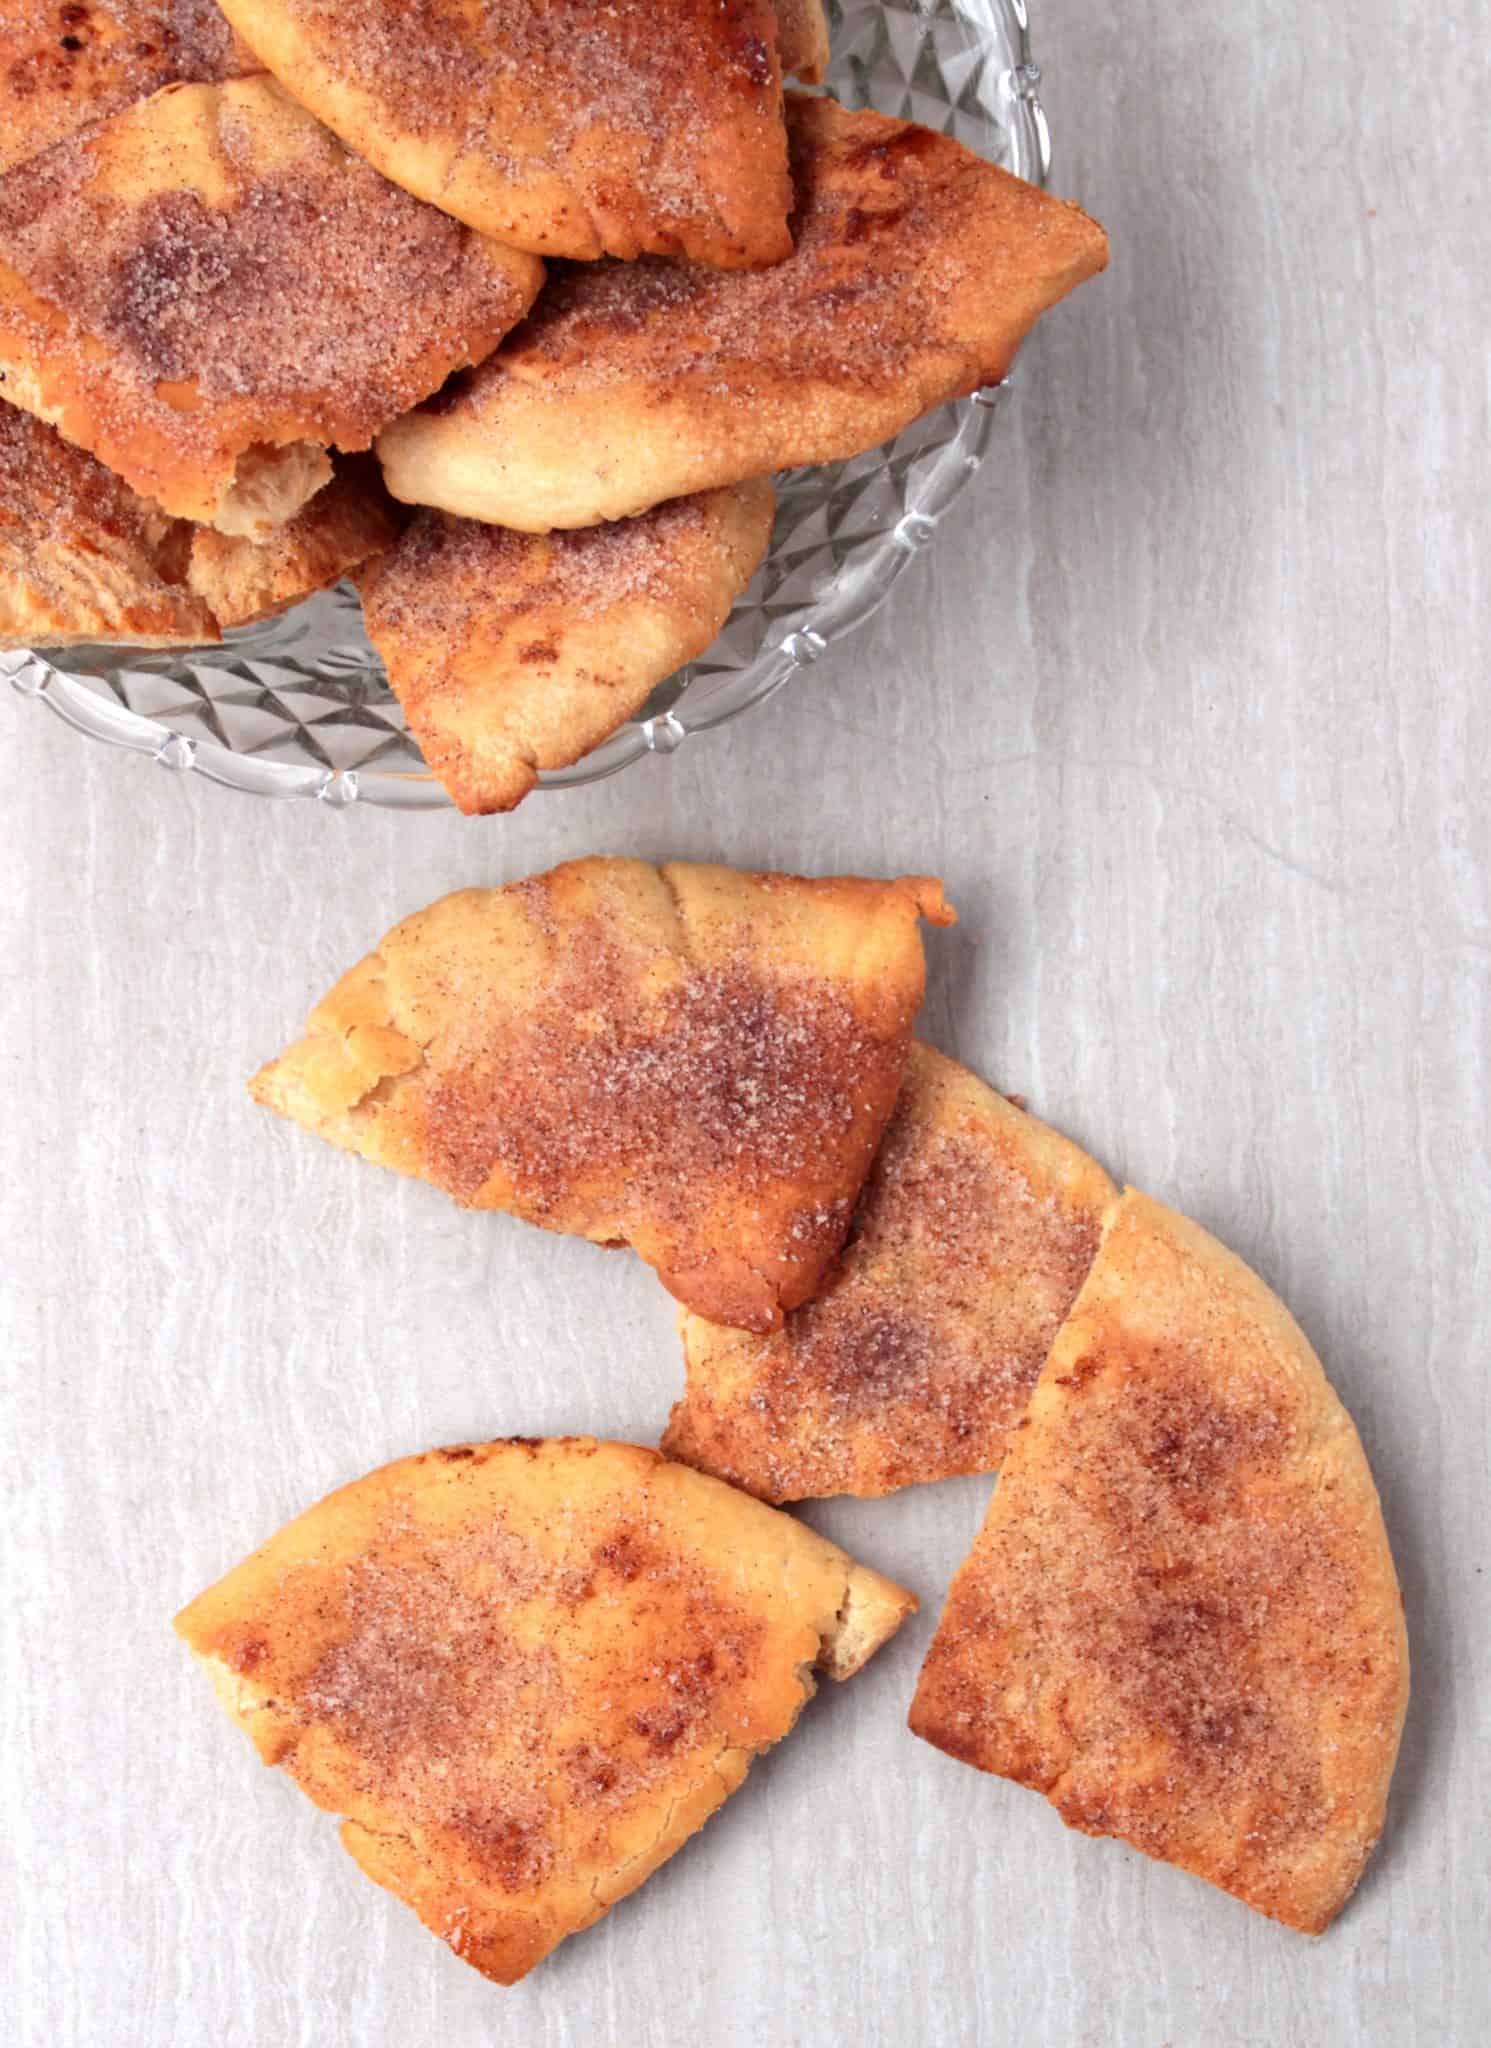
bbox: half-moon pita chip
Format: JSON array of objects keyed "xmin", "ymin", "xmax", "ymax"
[
  {"xmin": 0, "ymin": 76, "xmax": 543, "ymax": 535},
  {"xmin": 908, "ymin": 1188, "xmax": 1409, "ymax": 1935},
  {"xmin": 0, "ymin": 0, "xmax": 253, "ymax": 176},
  {"xmin": 0, "ymin": 392, "xmax": 215, "ymax": 647},
  {"xmin": 377, "ymin": 93, "xmax": 1108, "ymax": 532},
  {"xmin": 215, "ymin": 0, "xmax": 793, "ymax": 266},
  {"xmin": 175, "ymin": 1437, "xmax": 914, "ymax": 1984},
  {"xmin": 357, "ymin": 481, "xmax": 773, "ymax": 814},
  {"xmin": 664, "ymin": 1042, "xmax": 1115, "ymax": 1499},
  {"xmin": 250, "ymin": 857, "xmax": 954, "ymax": 1329}
]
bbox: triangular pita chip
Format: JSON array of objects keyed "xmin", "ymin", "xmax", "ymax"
[
  {"xmin": 216, "ymin": 0, "xmax": 794, "ymax": 266},
  {"xmin": 0, "ymin": 0, "xmax": 253, "ymax": 176},
  {"xmin": 909, "ymin": 1188, "xmax": 1409, "ymax": 1934},
  {"xmin": 0, "ymin": 77, "xmax": 543, "ymax": 535},
  {"xmin": 251, "ymin": 858, "xmax": 954, "ymax": 1329},
  {"xmin": 665, "ymin": 1042, "xmax": 1115, "ymax": 1499},
  {"xmin": 175, "ymin": 1436, "xmax": 914, "ymax": 1983},
  {"xmin": 357, "ymin": 481, "xmax": 773, "ymax": 813},
  {"xmin": 377, "ymin": 93, "xmax": 1108, "ymax": 531}
]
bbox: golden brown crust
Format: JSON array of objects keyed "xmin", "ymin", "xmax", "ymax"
[
  {"xmin": 0, "ymin": 0, "xmax": 254, "ymax": 176},
  {"xmin": 357, "ymin": 481, "xmax": 773, "ymax": 814},
  {"xmin": 188, "ymin": 455, "xmax": 400, "ymax": 627},
  {"xmin": 0, "ymin": 77, "xmax": 544, "ymax": 532},
  {"xmin": 377, "ymin": 93, "xmax": 1109, "ymax": 531},
  {"xmin": 174, "ymin": 1436, "xmax": 914, "ymax": 1983},
  {"xmin": 249, "ymin": 858, "xmax": 954, "ymax": 1329},
  {"xmin": 0, "ymin": 392, "xmax": 217, "ymax": 646},
  {"xmin": 908, "ymin": 1188, "xmax": 1410, "ymax": 1935},
  {"xmin": 665, "ymin": 1042, "xmax": 1116, "ymax": 1499},
  {"xmin": 216, "ymin": 0, "xmax": 793, "ymax": 266}
]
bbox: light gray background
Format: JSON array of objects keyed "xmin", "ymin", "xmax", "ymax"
[{"xmin": 3, "ymin": 1, "xmax": 1487, "ymax": 2042}]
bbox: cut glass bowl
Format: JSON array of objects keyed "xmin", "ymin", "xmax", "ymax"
[{"xmin": 3, "ymin": 0, "xmax": 1050, "ymax": 808}]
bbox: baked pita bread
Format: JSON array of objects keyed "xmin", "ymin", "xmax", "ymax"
[
  {"xmin": 377, "ymin": 93, "xmax": 1108, "ymax": 531},
  {"xmin": 0, "ymin": 77, "xmax": 543, "ymax": 535},
  {"xmin": 908, "ymin": 1188, "xmax": 1409, "ymax": 1934},
  {"xmin": 0, "ymin": 0, "xmax": 252, "ymax": 176},
  {"xmin": 665, "ymin": 1042, "xmax": 1115, "ymax": 1499},
  {"xmin": 250, "ymin": 858, "xmax": 954, "ymax": 1329},
  {"xmin": 215, "ymin": 0, "xmax": 793, "ymax": 266},
  {"xmin": 176, "ymin": 1437, "xmax": 914, "ymax": 1984},
  {"xmin": 0, "ymin": 392, "xmax": 215, "ymax": 647},
  {"xmin": 357, "ymin": 481, "xmax": 773, "ymax": 814}
]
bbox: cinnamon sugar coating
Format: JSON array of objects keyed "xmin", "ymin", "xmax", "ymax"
[
  {"xmin": 358, "ymin": 481, "xmax": 773, "ymax": 814},
  {"xmin": 216, "ymin": 0, "xmax": 793, "ymax": 264},
  {"xmin": 909, "ymin": 1189, "xmax": 1409, "ymax": 1935},
  {"xmin": 249, "ymin": 857, "xmax": 954, "ymax": 1330},
  {"xmin": 174, "ymin": 1437, "xmax": 914, "ymax": 1983},
  {"xmin": 377, "ymin": 93, "xmax": 1109, "ymax": 531},
  {"xmin": 0, "ymin": 76, "xmax": 543, "ymax": 531},
  {"xmin": 665, "ymin": 1042, "xmax": 1115, "ymax": 1499}
]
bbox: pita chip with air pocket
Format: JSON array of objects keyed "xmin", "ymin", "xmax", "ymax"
[{"xmin": 175, "ymin": 1437, "xmax": 914, "ymax": 1985}]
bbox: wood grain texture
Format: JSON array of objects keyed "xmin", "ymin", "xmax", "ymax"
[{"xmin": 1, "ymin": 0, "xmax": 1488, "ymax": 2041}]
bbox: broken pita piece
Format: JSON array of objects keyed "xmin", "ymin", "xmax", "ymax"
[
  {"xmin": 189, "ymin": 455, "xmax": 400, "ymax": 628},
  {"xmin": 0, "ymin": 391, "xmax": 213, "ymax": 649},
  {"xmin": 1, "ymin": 399, "xmax": 398, "ymax": 647},
  {"xmin": 0, "ymin": 77, "xmax": 543, "ymax": 535}
]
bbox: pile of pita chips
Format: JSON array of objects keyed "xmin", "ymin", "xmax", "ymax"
[{"xmin": 0, "ymin": 1, "xmax": 1107, "ymax": 808}]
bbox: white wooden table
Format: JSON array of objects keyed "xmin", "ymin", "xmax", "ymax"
[{"xmin": 3, "ymin": 2, "xmax": 1487, "ymax": 2042}]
